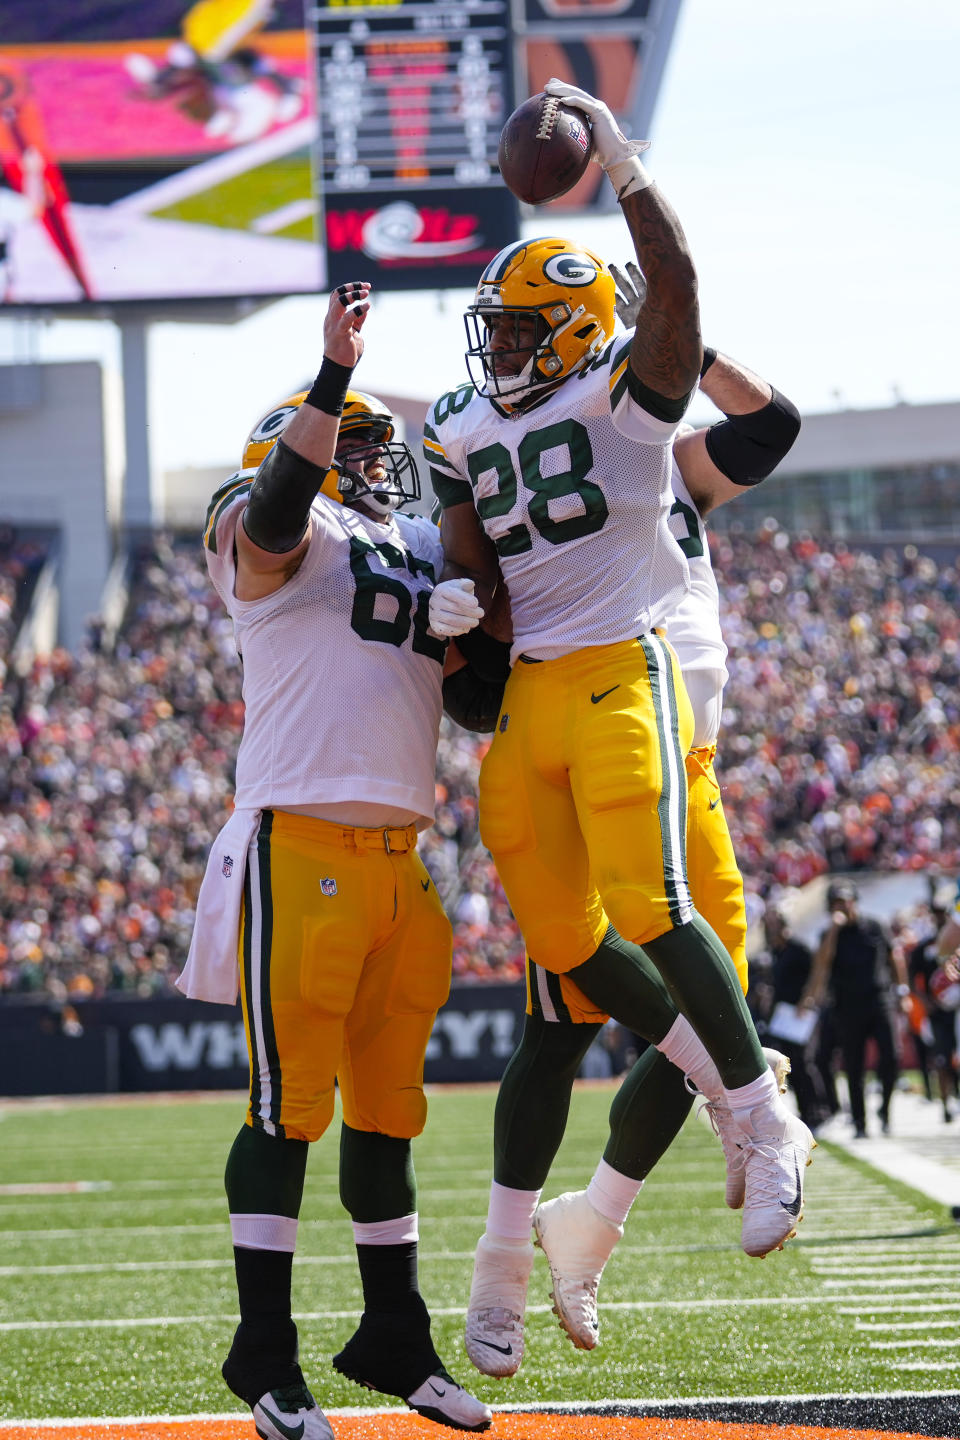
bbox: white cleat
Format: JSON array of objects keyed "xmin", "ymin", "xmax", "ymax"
[
  {"xmin": 252, "ymin": 1383, "xmax": 334, "ymax": 1440},
  {"xmin": 406, "ymin": 1369, "xmax": 493, "ymax": 1432},
  {"xmin": 702, "ymin": 1048, "xmax": 792, "ymax": 1210},
  {"xmin": 464, "ymin": 1233, "xmax": 535, "ymax": 1377},
  {"xmin": 734, "ymin": 1100, "xmax": 816, "ymax": 1258},
  {"xmin": 533, "ymin": 1191, "xmax": 623, "ymax": 1350}
]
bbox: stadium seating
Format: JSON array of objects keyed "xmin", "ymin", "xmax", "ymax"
[{"xmin": 0, "ymin": 525, "xmax": 958, "ymax": 998}]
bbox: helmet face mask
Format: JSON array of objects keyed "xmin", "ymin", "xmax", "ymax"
[
  {"xmin": 242, "ymin": 388, "xmax": 420, "ymax": 512},
  {"xmin": 333, "ymin": 434, "xmax": 420, "ymax": 514},
  {"xmin": 464, "ymin": 236, "xmax": 615, "ymax": 404}
]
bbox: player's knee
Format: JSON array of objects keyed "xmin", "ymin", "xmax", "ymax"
[
  {"xmin": 280, "ymin": 1090, "xmax": 336, "ymax": 1143},
  {"xmin": 360, "ymin": 1086, "xmax": 428, "ymax": 1139},
  {"xmin": 602, "ymin": 885, "xmax": 664, "ymax": 947}
]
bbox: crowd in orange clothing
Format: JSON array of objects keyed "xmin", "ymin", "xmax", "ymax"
[{"xmin": 1, "ymin": 524, "xmax": 959, "ymax": 998}]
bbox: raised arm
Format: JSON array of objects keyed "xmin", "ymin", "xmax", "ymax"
[
  {"xmin": 235, "ymin": 282, "xmax": 370, "ymax": 600},
  {"xmin": 546, "ymin": 79, "xmax": 700, "ymax": 416}
]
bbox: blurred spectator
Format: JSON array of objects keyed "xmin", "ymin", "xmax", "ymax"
[
  {"xmin": 3, "ymin": 526, "xmax": 960, "ymax": 999},
  {"xmin": 907, "ymin": 888, "xmax": 960, "ymax": 1122},
  {"xmin": 759, "ymin": 905, "xmax": 832, "ymax": 1131},
  {"xmin": 801, "ymin": 879, "xmax": 908, "ymax": 1137}
]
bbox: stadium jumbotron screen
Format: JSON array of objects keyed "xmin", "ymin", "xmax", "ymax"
[
  {"xmin": 0, "ymin": 0, "xmax": 523, "ymax": 308},
  {"xmin": 0, "ymin": 0, "xmax": 322, "ymax": 308}
]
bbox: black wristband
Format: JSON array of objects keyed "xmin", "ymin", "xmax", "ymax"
[
  {"xmin": 700, "ymin": 346, "xmax": 717, "ymax": 378},
  {"xmin": 304, "ymin": 357, "xmax": 354, "ymax": 416}
]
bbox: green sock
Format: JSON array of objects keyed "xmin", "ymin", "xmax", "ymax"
[
  {"xmin": 340, "ymin": 1125, "xmax": 417, "ymax": 1221},
  {"xmin": 643, "ymin": 913, "xmax": 766, "ymax": 1086},
  {"xmin": 493, "ymin": 1012, "xmax": 601, "ymax": 1190},
  {"xmin": 224, "ymin": 1124, "xmax": 308, "ymax": 1217},
  {"xmin": 603, "ymin": 1046, "xmax": 694, "ymax": 1180}
]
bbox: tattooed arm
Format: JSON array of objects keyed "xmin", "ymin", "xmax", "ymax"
[
  {"xmin": 543, "ymin": 78, "xmax": 701, "ymax": 416},
  {"xmin": 621, "ymin": 186, "xmax": 701, "ymax": 412}
]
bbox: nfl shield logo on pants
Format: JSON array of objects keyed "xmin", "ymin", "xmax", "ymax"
[
  {"xmin": 222, "ymin": 855, "xmax": 234, "ymax": 878},
  {"xmin": 320, "ymin": 877, "xmax": 338, "ymax": 896}
]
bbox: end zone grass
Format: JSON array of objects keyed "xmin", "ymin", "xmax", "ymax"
[{"xmin": 1, "ymin": 1085, "xmax": 958, "ymax": 1424}]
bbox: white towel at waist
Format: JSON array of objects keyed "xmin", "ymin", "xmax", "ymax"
[{"xmin": 177, "ymin": 807, "xmax": 261, "ymax": 1004}]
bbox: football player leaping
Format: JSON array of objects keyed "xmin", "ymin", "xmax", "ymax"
[
  {"xmin": 444, "ymin": 260, "xmax": 802, "ymax": 1373},
  {"xmin": 179, "ymin": 283, "xmax": 491, "ymax": 1439},
  {"xmin": 425, "ymin": 78, "xmax": 815, "ymax": 1293}
]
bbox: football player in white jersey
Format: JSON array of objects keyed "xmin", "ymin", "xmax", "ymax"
[
  {"xmin": 179, "ymin": 283, "xmax": 491, "ymax": 1440},
  {"xmin": 462, "ymin": 281, "xmax": 803, "ymax": 1374},
  {"xmin": 437, "ymin": 272, "xmax": 802, "ymax": 1367},
  {"xmin": 426, "ymin": 78, "xmax": 813, "ymax": 1285}
]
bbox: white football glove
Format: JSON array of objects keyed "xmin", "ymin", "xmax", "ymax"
[
  {"xmin": 428, "ymin": 577, "xmax": 484, "ymax": 638},
  {"xmin": 543, "ymin": 78, "xmax": 652, "ymax": 200}
]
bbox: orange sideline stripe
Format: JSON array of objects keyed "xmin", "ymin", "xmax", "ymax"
[{"xmin": 0, "ymin": 1414, "xmax": 948, "ymax": 1440}]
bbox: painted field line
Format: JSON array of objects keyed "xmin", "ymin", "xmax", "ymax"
[
  {"xmin": 817, "ymin": 1265, "xmax": 960, "ymax": 1278},
  {"xmin": 857, "ymin": 1317, "xmax": 960, "ymax": 1330},
  {"xmin": 869, "ymin": 1337, "xmax": 959, "ymax": 1349},
  {"xmin": 3, "ymin": 1389, "xmax": 960, "ymax": 1434},
  {"xmin": 0, "ymin": 1182, "xmax": 112, "ymax": 1196},
  {"xmin": 0, "ymin": 1251, "xmax": 474, "ymax": 1277},
  {"xmin": 6, "ymin": 1290, "xmax": 960, "ymax": 1334}
]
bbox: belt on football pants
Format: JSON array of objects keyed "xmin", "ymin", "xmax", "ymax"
[
  {"xmin": 266, "ymin": 810, "xmax": 418, "ymax": 854},
  {"xmin": 517, "ymin": 630, "xmax": 666, "ymax": 666}
]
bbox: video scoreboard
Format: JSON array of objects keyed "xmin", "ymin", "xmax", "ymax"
[{"xmin": 313, "ymin": 0, "xmax": 519, "ymax": 288}]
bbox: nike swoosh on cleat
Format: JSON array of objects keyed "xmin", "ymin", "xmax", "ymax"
[
  {"xmin": 590, "ymin": 685, "xmax": 620, "ymax": 704},
  {"xmin": 258, "ymin": 1404, "xmax": 305, "ymax": 1440},
  {"xmin": 477, "ymin": 1339, "xmax": 513, "ymax": 1355},
  {"xmin": 428, "ymin": 1382, "xmax": 447, "ymax": 1396},
  {"xmin": 780, "ymin": 1159, "xmax": 803, "ymax": 1217}
]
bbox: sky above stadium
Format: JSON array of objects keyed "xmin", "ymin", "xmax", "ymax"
[{"xmin": 7, "ymin": 0, "xmax": 960, "ymax": 472}]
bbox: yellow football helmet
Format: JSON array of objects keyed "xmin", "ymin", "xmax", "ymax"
[
  {"xmin": 464, "ymin": 235, "xmax": 616, "ymax": 403},
  {"xmin": 241, "ymin": 388, "xmax": 419, "ymax": 511}
]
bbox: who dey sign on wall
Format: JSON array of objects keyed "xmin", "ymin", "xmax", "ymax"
[{"xmin": 0, "ymin": 985, "xmax": 527, "ymax": 1097}]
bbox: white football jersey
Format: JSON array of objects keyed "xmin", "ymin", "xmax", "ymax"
[
  {"xmin": 424, "ymin": 333, "xmax": 691, "ymax": 663},
  {"xmin": 664, "ymin": 466, "xmax": 727, "ymax": 678},
  {"xmin": 663, "ymin": 465, "xmax": 728, "ymax": 749},
  {"xmin": 203, "ymin": 471, "xmax": 445, "ymax": 826}
]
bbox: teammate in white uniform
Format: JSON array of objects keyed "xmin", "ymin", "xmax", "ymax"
[
  {"xmin": 181, "ymin": 284, "xmax": 491, "ymax": 1440},
  {"xmin": 430, "ymin": 74, "xmax": 812, "ymax": 1299},
  {"xmin": 510, "ymin": 324, "xmax": 803, "ymax": 1366},
  {"xmin": 442, "ymin": 335, "xmax": 801, "ymax": 1370}
]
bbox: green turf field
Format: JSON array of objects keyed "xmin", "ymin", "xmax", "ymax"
[{"xmin": 1, "ymin": 1085, "xmax": 958, "ymax": 1422}]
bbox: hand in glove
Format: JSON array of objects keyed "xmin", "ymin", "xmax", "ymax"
[
  {"xmin": 543, "ymin": 78, "xmax": 652, "ymax": 201},
  {"xmin": 428, "ymin": 577, "xmax": 484, "ymax": 638},
  {"xmin": 609, "ymin": 259, "xmax": 647, "ymax": 329}
]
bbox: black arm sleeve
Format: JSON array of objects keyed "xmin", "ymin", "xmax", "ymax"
[
  {"xmin": 443, "ymin": 665, "xmax": 507, "ymax": 733},
  {"xmin": 242, "ymin": 438, "xmax": 331, "ymax": 553},
  {"xmin": 625, "ymin": 366, "xmax": 694, "ymax": 423},
  {"xmin": 704, "ymin": 387, "xmax": 801, "ymax": 486}
]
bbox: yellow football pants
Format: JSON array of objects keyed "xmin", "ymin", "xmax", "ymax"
[
  {"xmin": 238, "ymin": 810, "xmax": 451, "ymax": 1143},
  {"xmin": 480, "ymin": 634, "xmax": 696, "ymax": 968},
  {"xmin": 526, "ymin": 742, "xmax": 749, "ymax": 1023}
]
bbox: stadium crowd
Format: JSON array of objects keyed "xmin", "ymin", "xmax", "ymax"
[{"xmin": 1, "ymin": 523, "xmax": 959, "ymax": 1000}]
